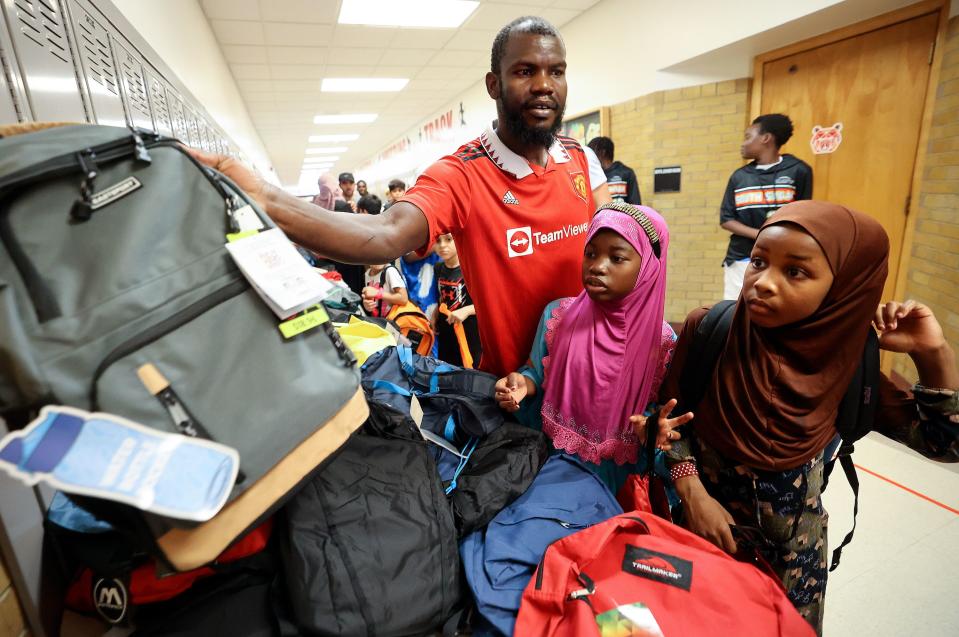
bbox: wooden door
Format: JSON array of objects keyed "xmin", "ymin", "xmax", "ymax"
[{"xmin": 759, "ymin": 12, "xmax": 938, "ymax": 299}]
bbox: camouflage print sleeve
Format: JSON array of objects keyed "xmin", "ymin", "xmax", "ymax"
[{"xmin": 879, "ymin": 385, "xmax": 959, "ymax": 463}]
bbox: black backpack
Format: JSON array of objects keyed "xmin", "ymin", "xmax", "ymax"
[{"xmin": 676, "ymin": 300, "xmax": 880, "ymax": 571}]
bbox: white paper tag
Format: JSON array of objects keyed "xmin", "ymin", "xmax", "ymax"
[
  {"xmin": 225, "ymin": 228, "xmax": 332, "ymax": 317},
  {"xmin": 232, "ymin": 205, "xmax": 265, "ymax": 232},
  {"xmin": 409, "ymin": 394, "xmax": 424, "ymax": 427}
]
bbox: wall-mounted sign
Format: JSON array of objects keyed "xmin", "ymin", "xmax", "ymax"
[
  {"xmin": 810, "ymin": 123, "xmax": 843, "ymax": 154},
  {"xmin": 654, "ymin": 166, "xmax": 681, "ymax": 193}
]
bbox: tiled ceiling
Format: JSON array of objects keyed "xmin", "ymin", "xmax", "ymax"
[{"xmin": 199, "ymin": 0, "xmax": 601, "ymax": 189}]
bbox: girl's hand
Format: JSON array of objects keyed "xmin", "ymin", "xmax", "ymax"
[
  {"xmin": 874, "ymin": 300, "xmax": 946, "ymax": 355},
  {"xmin": 630, "ymin": 398, "xmax": 693, "ymax": 451},
  {"xmin": 362, "ymin": 298, "xmax": 376, "ymax": 313},
  {"xmin": 494, "ymin": 373, "xmax": 528, "ymax": 412},
  {"xmin": 682, "ymin": 485, "xmax": 738, "ymax": 554},
  {"xmin": 361, "ymin": 286, "xmax": 377, "ymax": 300}
]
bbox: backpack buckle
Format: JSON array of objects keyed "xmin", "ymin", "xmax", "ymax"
[{"xmin": 70, "ymin": 149, "xmax": 98, "ymax": 222}]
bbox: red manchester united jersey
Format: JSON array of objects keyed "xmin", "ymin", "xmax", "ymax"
[{"xmin": 402, "ymin": 126, "xmax": 593, "ymax": 377}]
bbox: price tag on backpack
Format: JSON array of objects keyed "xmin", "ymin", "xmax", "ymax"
[
  {"xmin": 232, "ymin": 205, "xmax": 265, "ymax": 232},
  {"xmin": 225, "ymin": 228, "xmax": 332, "ymax": 319},
  {"xmin": 409, "ymin": 394, "xmax": 424, "ymax": 427}
]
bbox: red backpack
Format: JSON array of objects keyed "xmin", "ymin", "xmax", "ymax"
[{"xmin": 515, "ymin": 513, "xmax": 814, "ymax": 637}]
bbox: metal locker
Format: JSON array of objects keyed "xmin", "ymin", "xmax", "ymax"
[
  {"xmin": 185, "ymin": 106, "xmax": 200, "ymax": 148},
  {"xmin": 144, "ymin": 70, "xmax": 171, "ymax": 136},
  {"xmin": 67, "ymin": 0, "xmax": 125, "ymax": 126},
  {"xmin": 112, "ymin": 35, "xmax": 152, "ymax": 130},
  {"xmin": 0, "ymin": 0, "xmax": 87, "ymax": 122},
  {"xmin": 166, "ymin": 87, "xmax": 187, "ymax": 142},
  {"xmin": 0, "ymin": 13, "xmax": 23, "ymax": 122}
]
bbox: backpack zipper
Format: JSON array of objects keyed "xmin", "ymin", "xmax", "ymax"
[
  {"xmin": 89, "ymin": 277, "xmax": 248, "ymax": 411},
  {"xmin": 0, "ymin": 136, "xmax": 242, "ymax": 323}
]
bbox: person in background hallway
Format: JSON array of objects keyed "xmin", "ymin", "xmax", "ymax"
[
  {"xmin": 357, "ymin": 194, "xmax": 382, "ymax": 215},
  {"xmin": 383, "ymin": 178, "xmax": 406, "ymax": 211},
  {"xmin": 588, "ymin": 136, "xmax": 641, "ymax": 205},
  {"xmin": 357, "ymin": 179, "xmax": 369, "ymax": 198},
  {"xmin": 720, "ymin": 113, "xmax": 812, "ymax": 300},
  {"xmin": 338, "ymin": 172, "xmax": 358, "ymax": 212},
  {"xmin": 188, "ymin": 16, "xmax": 595, "ymax": 378},
  {"xmin": 662, "ymin": 202, "xmax": 958, "ymax": 634},
  {"xmin": 583, "ymin": 144, "xmax": 611, "ymax": 208},
  {"xmin": 433, "ymin": 233, "xmax": 481, "ymax": 367}
]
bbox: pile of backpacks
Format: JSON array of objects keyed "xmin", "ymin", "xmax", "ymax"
[{"xmin": 0, "ymin": 125, "xmax": 812, "ymax": 636}]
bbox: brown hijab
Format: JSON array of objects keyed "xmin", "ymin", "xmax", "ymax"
[{"xmin": 699, "ymin": 201, "xmax": 889, "ymax": 471}]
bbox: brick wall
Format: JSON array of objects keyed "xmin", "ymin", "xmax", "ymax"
[
  {"xmin": 894, "ymin": 15, "xmax": 959, "ymax": 380},
  {"xmin": 609, "ymin": 79, "xmax": 752, "ymax": 322}
]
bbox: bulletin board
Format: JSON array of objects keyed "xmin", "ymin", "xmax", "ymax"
[{"xmin": 558, "ymin": 107, "xmax": 609, "ymax": 146}]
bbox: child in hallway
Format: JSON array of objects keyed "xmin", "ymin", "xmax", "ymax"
[
  {"xmin": 494, "ymin": 203, "xmax": 691, "ymax": 493},
  {"xmin": 433, "ymin": 233, "xmax": 482, "ymax": 367},
  {"xmin": 662, "ymin": 201, "xmax": 959, "ymax": 634},
  {"xmin": 361, "ymin": 263, "xmax": 407, "ymax": 318}
]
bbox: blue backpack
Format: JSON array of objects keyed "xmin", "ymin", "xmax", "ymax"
[{"xmin": 459, "ymin": 455, "xmax": 623, "ymax": 636}]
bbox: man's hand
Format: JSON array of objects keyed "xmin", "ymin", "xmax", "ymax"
[{"xmin": 185, "ymin": 148, "xmax": 272, "ymax": 208}]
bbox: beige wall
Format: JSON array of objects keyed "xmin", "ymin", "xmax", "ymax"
[
  {"xmin": 895, "ymin": 14, "xmax": 959, "ymax": 380},
  {"xmin": 609, "ymin": 79, "xmax": 753, "ymax": 322}
]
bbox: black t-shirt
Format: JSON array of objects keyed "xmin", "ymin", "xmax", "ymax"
[
  {"xmin": 435, "ymin": 263, "xmax": 482, "ymax": 367},
  {"xmin": 719, "ymin": 154, "xmax": 813, "ymax": 264},
  {"xmin": 604, "ymin": 160, "xmax": 641, "ymax": 205}
]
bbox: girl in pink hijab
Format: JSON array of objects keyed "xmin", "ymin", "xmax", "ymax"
[{"xmin": 495, "ymin": 203, "xmax": 690, "ymax": 492}]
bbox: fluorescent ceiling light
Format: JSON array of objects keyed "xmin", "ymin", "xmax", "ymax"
[
  {"xmin": 303, "ymin": 156, "xmax": 340, "ymax": 163},
  {"xmin": 304, "ymin": 157, "xmax": 335, "ymax": 164},
  {"xmin": 306, "ymin": 147, "xmax": 348, "ymax": 154},
  {"xmin": 313, "ymin": 113, "xmax": 378, "ymax": 124},
  {"xmin": 308, "ymin": 134, "xmax": 359, "ymax": 143},
  {"xmin": 338, "ymin": 0, "xmax": 478, "ymax": 28},
  {"xmin": 321, "ymin": 78, "xmax": 408, "ymax": 92}
]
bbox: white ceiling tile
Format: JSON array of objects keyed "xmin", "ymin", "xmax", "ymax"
[
  {"xmin": 406, "ymin": 78, "xmax": 458, "ymax": 92},
  {"xmin": 444, "ymin": 29, "xmax": 493, "ymax": 52},
  {"xmin": 332, "ymin": 25, "xmax": 397, "ymax": 48},
  {"xmin": 237, "ymin": 80, "xmax": 274, "ymax": 92},
  {"xmin": 377, "ymin": 49, "xmax": 435, "ymax": 66},
  {"xmin": 266, "ymin": 46, "xmax": 329, "ymax": 65},
  {"xmin": 221, "ymin": 45, "xmax": 268, "ymax": 64},
  {"xmin": 493, "ymin": 0, "xmax": 552, "ymax": 6},
  {"xmin": 538, "ymin": 7, "xmax": 581, "ymax": 27},
  {"xmin": 231, "ymin": 64, "xmax": 272, "ymax": 80},
  {"xmin": 270, "ymin": 65, "xmax": 328, "ymax": 79},
  {"xmin": 462, "ymin": 3, "xmax": 528, "ymax": 30},
  {"xmin": 258, "ymin": 0, "xmax": 339, "ymax": 23},
  {"xmin": 272, "ymin": 79, "xmax": 320, "ymax": 92},
  {"xmin": 263, "ymin": 22, "xmax": 335, "ymax": 46},
  {"xmin": 328, "ymin": 48, "xmax": 384, "ymax": 65},
  {"xmin": 323, "ymin": 64, "xmax": 380, "ymax": 76},
  {"xmin": 550, "ymin": 0, "xmax": 599, "ymax": 9},
  {"xmin": 416, "ymin": 66, "xmax": 471, "ymax": 81},
  {"xmin": 390, "ymin": 29, "xmax": 455, "ymax": 50},
  {"xmin": 210, "ymin": 20, "xmax": 265, "ymax": 45},
  {"xmin": 430, "ymin": 49, "xmax": 485, "ymax": 67},
  {"xmin": 201, "ymin": 0, "xmax": 260, "ymax": 21}
]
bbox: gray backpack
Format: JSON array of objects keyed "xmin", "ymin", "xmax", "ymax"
[{"xmin": 0, "ymin": 124, "xmax": 368, "ymax": 570}]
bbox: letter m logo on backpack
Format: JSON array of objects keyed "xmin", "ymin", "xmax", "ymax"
[{"xmin": 675, "ymin": 300, "xmax": 880, "ymax": 571}]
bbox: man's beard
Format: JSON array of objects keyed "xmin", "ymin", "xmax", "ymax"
[{"xmin": 499, "ymin": 92, "xmax": 565, "ymax": 149}]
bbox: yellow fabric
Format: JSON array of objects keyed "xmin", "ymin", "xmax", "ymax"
[{"xmin": 336, "ymin": 316, "xmax": 397, "ymax": 365}]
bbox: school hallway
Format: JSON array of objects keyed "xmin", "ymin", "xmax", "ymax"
[{"xmin": 822, "ymin": 433, "xmax": 959, "ymax": 636}]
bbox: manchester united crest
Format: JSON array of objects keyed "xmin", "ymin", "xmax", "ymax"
[{"xmin": 570, "ymin": 171, "xmax": 588, "ymax": 202}]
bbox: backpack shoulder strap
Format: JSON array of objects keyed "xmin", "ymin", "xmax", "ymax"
[
  {"xmin": 676, "ymin": 301, "xmax": 736, "ymax": 416},
  {"xmin": 826, "ymin": 327, "xmax": 881, "ymax": 572}
]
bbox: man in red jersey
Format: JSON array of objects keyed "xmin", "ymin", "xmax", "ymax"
[{"xmin": 190, "ymin": 17, "xmax": 592, "ymax": 377}]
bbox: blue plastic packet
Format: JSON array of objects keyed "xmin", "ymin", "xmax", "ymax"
[{"xmin": 0, "ymin": 406, "xmax": 238, "ymax": 522}]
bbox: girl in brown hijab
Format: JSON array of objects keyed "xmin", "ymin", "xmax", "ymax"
[{"xmin": 661, "ymin": 201, "xmax": 959, "ymax": 634}]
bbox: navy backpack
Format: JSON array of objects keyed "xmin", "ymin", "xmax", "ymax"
[{"xmin": 459, "ymin": 455, "xmax": 623, "ymax": 636}]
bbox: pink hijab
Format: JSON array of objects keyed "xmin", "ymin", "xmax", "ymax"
[
  {"xmin": 312, "ymin": 174, "xmax": 339, "ymax": 209},
  {"xmin": 541, "ymin": 204, "xmax": 671, "ymax": 465}
]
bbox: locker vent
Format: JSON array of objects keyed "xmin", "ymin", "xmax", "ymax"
[
  {"xmin": 75, "ymin": 8, "xmax": 118, "ymax": 95},
  {"xmin": 14, "ymin": 0, "xmax": 71, "ymax": 64}
]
